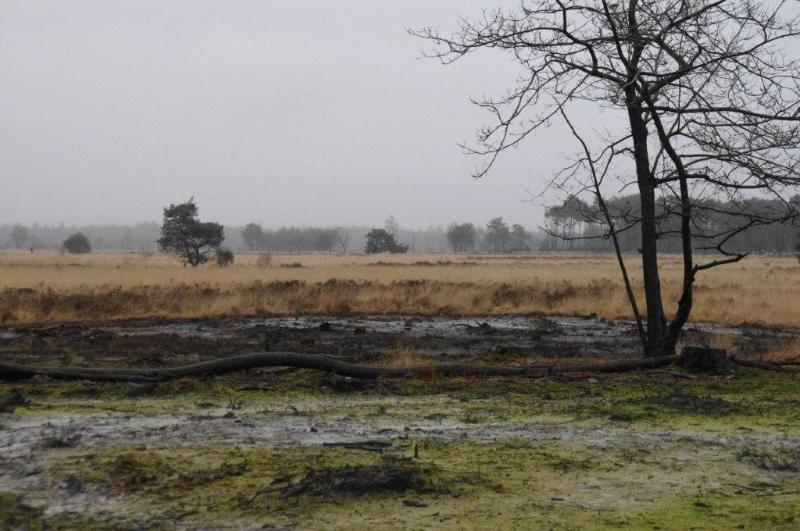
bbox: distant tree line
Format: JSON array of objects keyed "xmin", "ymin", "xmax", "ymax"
[
  {"xmin": 542, "ymin": 195, "xmax": 800, "ymax": 254},
  {"xmin": 0, "ymin": 223, "xmax": 161, "ymax": 251},
  {"xmin": 445, "ymin": 218, "xmax": 532, "ymax": 253},
  {"xmin": 5, "ymin": 198, "xmax": 799, "ymax": 255},
  {"xmin": 363, "ymin": 216, "xmax": 533, "ymax": 254},
  {"xmin": 240, "ymin": 224, "xmax": 346, "ymax": 253},
  {"xmin": 2, "ymin": 218, "xmax": 531, "ymax": 254}
]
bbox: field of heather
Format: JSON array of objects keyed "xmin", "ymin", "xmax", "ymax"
[{"xmin": 0, "ymin": 251, "xmax": 798, "ymax": 328}]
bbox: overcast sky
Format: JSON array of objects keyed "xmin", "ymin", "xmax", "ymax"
[{"xmin": 1, "ymin": 1, "xmax": 583, "ymax": 229}]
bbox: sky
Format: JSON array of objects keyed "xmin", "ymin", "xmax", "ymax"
[{"xmin": 1, "ymin": 0, "xmax": 583, "ymax": 229}]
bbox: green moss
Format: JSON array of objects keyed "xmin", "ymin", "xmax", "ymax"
[
  {"xmin": 4, "ymin": 368, "xmax": 800, "ymax": 527},
  {"xmin": 8, "ymin": 370, "xmax": 800, "ymax": 441},
  {"xmin": 0, "ymin": 492, "xmax": 43, "ymax": 530},
  {"xmin": 58, "ymin": 443, "xmax": 453, "ymax": 527},
  {"xmin": 44, "ymin": 435, "xmax": 799, "ymax": 529},
  {"xmin": 0, "ymin": 492, "xmax": 100, "ymax": 530},
  {"xmin": 626, "ymin": 493, "xmax": 800, "ymax": 529}
]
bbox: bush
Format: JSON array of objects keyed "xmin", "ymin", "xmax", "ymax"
[
  {"xmin": 216, "ymin": 249, "xmax": 234, "ymax": 267},
  {"xmin": 62, "ymin": 233, "xmax": 91, "ymax": 254},
  {"xmin": 365, "ymin": 229, "xmax": 409, "ymax": 254}
]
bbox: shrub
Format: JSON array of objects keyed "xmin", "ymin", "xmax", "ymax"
[
  {"xmin": 365, "ymin": 229, "xmax": 409, "ymax": 254},
  {"xmin": 216, "ymin": 249, "xmax": 234, "ymax": 267},
  {"xmin": 62, "ymin": 233, "xmax": 91, "ymax": 254}
]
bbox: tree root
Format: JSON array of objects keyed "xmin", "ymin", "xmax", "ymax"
[{"xmin": 0, "ymin": 352, "xmax": 681, "ymax": 383}]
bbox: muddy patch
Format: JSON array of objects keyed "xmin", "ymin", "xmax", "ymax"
[
  {"xmin": 738, "ymin": 446, "xmax": 800, "ymax": 472},
  {"xmin": 2, "ymin": 315, "xmax": 793, "ymax": 370},
  {"xmin": 639, "ymin": 389, "xmax": 740, "ymax": 414},
  {"xmin": 2, "ymin": 405, "xmax": 799, "ymax": 465}
]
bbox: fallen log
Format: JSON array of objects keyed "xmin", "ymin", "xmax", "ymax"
[
  {"xmin": 0, "ymin": 352, "xmax": 680, "ymax": 383},
  {"xmin": 560, "ymin": 355, "xmax": 679, "ymax": 373}
]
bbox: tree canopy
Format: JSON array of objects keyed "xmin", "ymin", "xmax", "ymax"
[{"xmin": 157, "ymin": 199, "xmax": 224, "ymax": 266}]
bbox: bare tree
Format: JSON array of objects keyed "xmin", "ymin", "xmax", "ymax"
[
  {"xmin": 336, "ymin": 228, "xmax": 351, "ymax": 254},
  {"xmin": 415, "ymin": 0, "xmax": 800, "ymax": 356}
]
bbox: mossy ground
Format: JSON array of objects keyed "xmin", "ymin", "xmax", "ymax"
[
  {"xmin": 35, "ymin": 436, "xmax": 800, "ymax": 529},
  {"xmin": 7, "ymin": 367, "xmax": 800, "ymax": 433},
  {"xmin": 2, "ymin": 368, "xmax": 800, "ymax": 528},
  {"xmin": 0, "ymin": 491, "xmax": 100, "ymax": 530}
]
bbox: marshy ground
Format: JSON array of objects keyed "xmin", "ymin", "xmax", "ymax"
[{"xmin": 2, "ymin": 315, "xmax": 800, "ymax": 529}]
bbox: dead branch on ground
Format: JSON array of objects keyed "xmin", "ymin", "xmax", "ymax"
[{"xmin": 0, "ymin": 351, "xmax": 679, "ymax": 383}]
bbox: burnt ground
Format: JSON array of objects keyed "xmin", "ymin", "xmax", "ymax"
[
  {"xmin": 0, "ymin": 314, "xmax": 792, "ymax": 368},
  {"xmin": 1, "ymin": 316, "xmax": 799, "ymax": 529}
]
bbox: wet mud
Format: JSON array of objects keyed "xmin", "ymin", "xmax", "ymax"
[{"xmin": 0, "ymin": 314, "xmax": 791, "ymax": 368}]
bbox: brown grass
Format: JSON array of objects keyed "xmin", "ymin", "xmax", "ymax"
[
  {"xmin": 756, "ymin": 338, "xmax": 800, "ymax": 363},
  {"xmin": 382, "ymin": 347, "xmax": 430, "ymax": 368},
  {"xmin": 0, "ymin": 251, "xmax": 797, "ymax": 328}
]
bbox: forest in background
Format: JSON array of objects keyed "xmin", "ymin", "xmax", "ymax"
[{"xmin": 1, "ymin": 196, "xmax": 798, "ymax": 254}]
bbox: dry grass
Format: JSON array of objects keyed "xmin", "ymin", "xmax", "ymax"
[
  {"xmin": 0, "ymin": 251, "xmax": 797, "ymax": 327},
  {"xmin": 756, "ymin": 337, "xmax": 800, "ymax": 363},
  {"xmin": 381, "ymin": 347, "xmax": 431, "ymax": 368}
]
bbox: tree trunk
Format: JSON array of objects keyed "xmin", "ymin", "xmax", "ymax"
[
  {"xmin": 627, "ymin": 99, "xmax": 667, "ymax": 356},
  {"xmin": 643, "ymin": 89, "xmax": 697, "ymax": 358}
]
